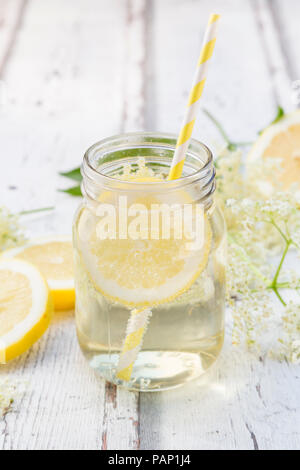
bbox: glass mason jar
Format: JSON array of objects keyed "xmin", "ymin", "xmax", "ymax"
[{"xmin": 73, "ymin": 132, "xmax": 226, "ymax": 392}]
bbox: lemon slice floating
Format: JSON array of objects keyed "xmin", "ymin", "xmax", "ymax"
[
  {"xmin": 0, "ymin": 259, "xmax": 53, "ymax": 363},
  {"xmin": 78, "ymin": 191, "xmax": 212, "ymax": 307},
  {"xmin": 247, "ymin": 109, "xmax": 300, "ymax": 189},
  {"xmin": 2, "ymin": 236, "xmax": 75, "ymax": 311}
]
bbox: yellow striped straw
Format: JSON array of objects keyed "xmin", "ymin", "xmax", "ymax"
[
  {"xmin": 168, "ymin": 13, "xmax": 220, "ymax": 180},
  {"xmin": 116, "ymin": 14, "xmax": 220, "ymax": 383},
  {"xmin": 116, "ymin": 307, "xmax": 152, "ymax": 382}
]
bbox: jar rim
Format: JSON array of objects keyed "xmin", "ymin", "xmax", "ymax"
[{"xmin": 82, "ymin": 131, "xmax": 215, "ymax": 192}]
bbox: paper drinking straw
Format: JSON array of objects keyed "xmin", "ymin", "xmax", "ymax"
[
  {"xmin": 168, "ymin": 13, "xmax": 220, "ymax": 180},
  {"xmin": 116, "ymin": 14, "xmax": 220, "ymax": 383},
  {"xmin": 116, "ymin": 308, "xmax": 152, "ymax": 382}
]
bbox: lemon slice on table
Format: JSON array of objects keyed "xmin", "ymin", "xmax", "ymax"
[
  {"xmin": 247, "ymin": 110, "xmax": 300, "ymax": 190},
  {"xmin": 1, "ymin": 236, "xmax": 75, "ymax": 311},
  {"xmin": 78, "ymin": 199, "xmax": 212, "ymax": 308},
  {"xmin": 0, "ymin": 259, "xmax": 53, "ymax": 363}
]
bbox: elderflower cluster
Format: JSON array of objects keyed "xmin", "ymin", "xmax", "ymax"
[
  {"xmin": 226, "ymin": 237, "xmax": 276, "ymax": 351},
  {"xmin": 215, "ymin": 146, "xmax": 300, "ymax": 362},
  {"xmin": 0, "ymin": 378, "xmax": 27, "ymax": 419},
  {"xmin": 0, "ymin": 379, "xmax": 16, "ymax": 418},
  {"xmin": 0, "ymin": 207, "xmax": 25, "ymax": 252},
  {"xmin": 278, "ymin": 301, "xmax": 300, "ymax": 364}
]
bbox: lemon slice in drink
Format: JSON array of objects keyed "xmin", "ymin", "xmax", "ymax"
[
  {"xmin": 78, "ymin": 191, "xmax": 212, "ymax": 308},
  {"xmin": 1, "ymin": 236, "xmax": 75, "ymax": 311},
  {"xmin": 0, "ymin": 259, "xmax": 53, "ymax": 363},
  {"xmin": 247, "ymin": 110, "xmax": 300, "ymax": 189}
]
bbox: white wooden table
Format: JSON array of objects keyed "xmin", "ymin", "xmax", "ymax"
[{"xmin": 0, "ymin": 0, "xmax": 299, "ymax": 450}]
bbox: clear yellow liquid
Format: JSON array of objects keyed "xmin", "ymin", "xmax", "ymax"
[
  {"xmin": 74, "ymin": 160, "xmax": 226, "ymax": 391},
  {"xmin": 74, "ymin": 227, "xmax": 225, "ymax": 391}
]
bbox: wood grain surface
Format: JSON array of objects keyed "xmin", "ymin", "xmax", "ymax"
[{"xmin": 0, "ymin": 0, "xmax": 299, "ymax": 450}]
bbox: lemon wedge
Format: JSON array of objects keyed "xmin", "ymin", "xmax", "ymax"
[
  {"xmin": 0, "ymin": 259, "xmax": 53, "ymax": 363},
  {"xmin": 247, "ymin": 109, "xmax": 300, "ymax": 190},
  {"xmin": 1, "ymin": 236, "xmax": 75, "ymax": 311}
]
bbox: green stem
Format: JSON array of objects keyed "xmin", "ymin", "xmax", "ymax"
[
  {"xmin": 275, "ymin": 282, "xmax": 291, "ymax": 288},
  {"xmin": 270, "ymin": 240, "xmax": 291, "ymax": 288},
  {"xmin": 274, "ymin": 281, "xmax": 300, "ymax": 289},
  {"xmin": 284, "ymin": 220, "xmax": 291, "ymax": 240},
  {"xmin": 268, "ymin": 218, "xmax": 289, "ymax": 243},
  {"xmin": 202, "ymin": 108, "xmax": 253, "ymax": 149},
  {"xmin": 228, "ymin": 232, "xmax": 291, "ymax": 307},
  {"xmin": 18, "ymin": 206, "xmax": 54, "ymax": 216},
  {"xmin": 266, "ymin": 239, "xmax": 291, "ymax": 306},
  {"xmin": 202, "ymin": 108, "xmax": 231, "ymax": 144},
  {"xmin": 266, "ymin": 217, "xmax": 300, "ymax": 252},
  {"xmin": 291, "ymin": 240, "xmax": 300, "ymax": 250},
  {"xmin": 272, "ymin": 287, "xmax": 287, "ymax": 306}
]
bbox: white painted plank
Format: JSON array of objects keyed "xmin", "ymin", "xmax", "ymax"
[
  {"xmin": 1, "ymin": 0, "xmax": 300, "ymax": 451},
  {"xmin": 0, "ymin": 313, "xmax": 106, "ymax": 450},
  {"xmin": 251, "ymin": 0, "xmax": 294, "ymax": 111},
  {"xmin": 121, "ymin": 0, "xmax": 148, "ymax": 131},
  {"xmin": 140, "ymin": 339, "xmax": 300, "ymax": 450},
  {"xmin": 139, "ymin": 0, "xmax": 300, "ymax": 451},
  {"xmin": 101, "ymin": 385, "xmax": 140, "ymax": 450},
  {"xmin": 148, "ymin": 0, "xmax": 276, "ymax": 151},
  {"xmin": 0, "ymin": 0, "xmax": 126, "ymax": 213},
  {"xmin": 0, "ymin": 0, "xmax": 27, "ymax": 76},
  {"xmin": 0, "ymin": 0, "xmax": 140, "ymax": 450},
  {"xmin": 268, "ymin": 0, "xmax": 300, "ymax": 82},
  {"xmin": 99, "ymin": 0, "xmax": 150, "ymax": 450}
]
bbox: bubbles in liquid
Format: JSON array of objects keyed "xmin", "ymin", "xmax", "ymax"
[{"xmin": 74, "ymin": 159, "xmax": 226, "ymax": 391}]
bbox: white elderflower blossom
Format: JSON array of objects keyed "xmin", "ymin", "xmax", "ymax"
[
  {"xmin": 0, "ymin": 379, "xmax": 16, "ymax": 418},
  {"xmin": 215, "ymin": 145, "xmax": 300, "ymax": 363},
  {"xmin": 0, "ymin": 207, "xmax": 25, "ymax": 251},
  {"xmin": 0, "ymin": 378, "xmax": 27, "ymax": 418},
  {"xmin": 277, "ymin": 302, "xmax": 300, "ymax": 364}
]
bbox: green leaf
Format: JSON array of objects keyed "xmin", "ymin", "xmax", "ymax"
[
  {"xmin": 271, "ymin": 106, "xmax": 285, "ymax": 125},
  {"xmin": 60, "ymin": 167, "xmax": 82, "ymax": 182},
  {"xmin": 259, "ymin": 106, "xmax": 285, "ymax": 135},
  {"xmin": 59, "ymin": 186, "xmax": 82, "ymax": 197}
]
